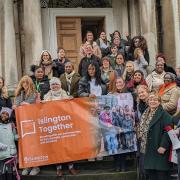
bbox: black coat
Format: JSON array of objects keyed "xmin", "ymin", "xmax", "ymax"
[
  {"xmin": 0, "ymin": 95, "xmax": 12, "ymax": 111},
  {"xmin": 52, "ymin": 58, "xmax": 70, "ymax": 77},
  {"xmin": 164, "ymin": 64, "xmax": 176, "ymax": 75},
  {"xmin": 31, "ymin": 75, "xmax": 50, "ymax": 100},
  {"xmin": 144, "ymin": 105, "xmax": 173, "ymax": 171},
  {"xmin": 78, "ymin": 55, "xmax": 101, "ymax": 77},
  {"xmin": 78, "ymin": 77, "xmax": 107, "ymax": 97}
]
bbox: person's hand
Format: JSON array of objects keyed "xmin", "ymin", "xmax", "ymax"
[
  {"xmin": 124, "ymin": 32, "xmax": 129, "ymax": 37},
  {"xmin": 157, "ymin": 147, "xmax": 166, "ymax": 154},
  {"xmin": 89, "ymin": 94, "xmax": 96, "ymax": 98},
  {"xmin": 12, "ymin": 105, "xmax": 17, "ymax": 110},
  {"xmin": 20, "ymin": 102, "xmax": 29, "ymax": 106},
  {"xmin": 175, "ymin": 129, "xmax": 180, "ymax": 136}
]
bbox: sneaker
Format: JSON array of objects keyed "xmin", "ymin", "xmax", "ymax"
[
  {"xmin": 22, "ymin": 168, "xmax": 31, "ymax": 175},
  {"xmin": 29, "ymin": 167, "xmax": 40, "ymax": 176}
]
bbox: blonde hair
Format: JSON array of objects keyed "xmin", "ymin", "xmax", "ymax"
[
  {"xmin": 148, "ymin": 91, "xmax": 161, "ymax": 103},
  {"xmin": 0, "ymin": 77, "xmax": 8, "ymax": 99},
  {"xmin": 134, "ymin": 48, "xmax": 142, "ymax": 59},
  {"xmin": 137, "ymin": 85, "xmax": 149, "ymax": 93},
  {"xmin": 15, "ymin": 75, "xmax": 35, "ymax": 97},
  {"xmin": 122, "ymin": 61, "xmax": 134, "ymax": 81}
]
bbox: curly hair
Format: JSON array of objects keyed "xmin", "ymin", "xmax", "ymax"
[{"xmin": 15, "ymin": 75, "xmax": 35, "ymax": 97}]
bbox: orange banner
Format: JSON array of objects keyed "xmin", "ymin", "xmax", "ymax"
[{"xmin": 15, "ymin": 98, "xmax": 100, "ymax": 168}]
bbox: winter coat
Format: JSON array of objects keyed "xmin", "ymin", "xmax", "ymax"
[
  {"xmin": 52, "ymin": 58, "xmax": 70, "ymax": 78},
  {"xmin": 14, "ymin": 91, "xmax": 36, "ymax": 107},
  {"xmin": 31, "ymin": 75, "xmax": 50, "ymax": 100},
  {"xmin": 78, "ymin": 77, "xmax": 107, "ymax": 97},
  {"xmin": 60, "ymin": 72, "xmax": 81, "ymax": 98},
  {"xmin": 78, "ymin": 55, "xmax": 101, "ymax": 77},
  {"xmin": 146, "ymin": 71, "xmax": 166, "ymax": 91},
  {"xmin": 44, "ymin": 89, "xmax": 69, "ymax": 101},
  {"xmin": 0, "ymin": 92, "xmax": 12, "ymax": 111},
  {"xmin": 127, "ymin": 48, "xmax": 150, "ymax": 64},
  {"xmin": 144, "ymin": 105, "xmax": 173, "ymax": 171},
  {"xmin": 159, "ymin": 83, "xmax": 180, "ymax": 115},
  {"xmin": 0, "ymin": 123, "xmax": 17, "ymax": 160}
]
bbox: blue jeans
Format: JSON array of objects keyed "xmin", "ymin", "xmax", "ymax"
[{"xmin": 105, "ymin": 133, "xmax": 118, "ymax": 155}]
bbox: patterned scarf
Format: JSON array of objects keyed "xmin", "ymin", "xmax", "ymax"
[
  {"xmin": 65, "ymin": 71, "xmax": 75, "ymax": 95},
  {"xmin": 138, "ymin": 107, "xmax": 157, "ymax": 153}
]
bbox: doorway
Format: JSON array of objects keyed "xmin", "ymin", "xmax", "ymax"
[{"xmin": 56, "ymin": 17, "xmax": 105, "ymax": 70}]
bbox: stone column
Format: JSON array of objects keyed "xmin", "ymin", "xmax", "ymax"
[
  {"xmin": 129, "ymin": 0, "xmax": 141, "ymax": 37},
  {"xmin": 23, "ymin": 0, "xmax": 43, "ymax": 72},
  {"xmin": 0, "ymin": 0, "xmax": 19, "ymax": 89},
  {"xmin": 139, "ymin": 0, "xmax": 158, "ymax": 66},
  {"xmin": 112, "ymin": 0, "xmax": 129, "ymax": 36}
]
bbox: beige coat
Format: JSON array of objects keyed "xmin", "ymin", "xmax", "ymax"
[{"xmin": 160, "ymin": 85, "xmax": 180, "ymax": 115}]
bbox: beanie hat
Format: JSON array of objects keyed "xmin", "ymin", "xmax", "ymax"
[{"xmin": 0, "ymin": 107, "xmax": 13, "ymax": 117}]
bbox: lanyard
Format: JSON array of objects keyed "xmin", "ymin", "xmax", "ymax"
[{"xmin": 35, "ymin": 80, "xmax": 40, "ymax": 92}]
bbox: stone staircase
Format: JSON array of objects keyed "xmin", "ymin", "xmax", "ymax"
[{"xmin": 21, "ymin": 156, "xmax": 137, "ymax": 180}]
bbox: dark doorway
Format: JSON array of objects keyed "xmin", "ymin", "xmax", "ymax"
[{"xmin": 81, "ymin": 17, "xmax": 105, "ymax": 42}]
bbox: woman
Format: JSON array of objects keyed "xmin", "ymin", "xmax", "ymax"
[
  {"xmin": 138, "ymin": 92, "xmax": 172, "ymax": 180},
  {"xmin": 39, "ymin": 50, "xmax": 53, "ymax": 79},
  {"xmin": 126, "ymin": 70, "xmax": 147, "ymax": 94},
  {"xmin": 96, "ymin": 31, "xmax": 110, "ymax": 57},
  {"xmin": 127, "ymin": 36, "xmax": 150, "ymax": 64},
  {"xmin": 14, "ymin": 76, "xmax": 40, "ymax": 176},
  {"xmin": 136, "ymin": 85, "xmax": 149, "ymax": 120},
  {"xmin": 110, "ymin": 77, "xmax": 131, "ymax": 172},
  {"xmin": 133, "ymin": 48, "xmax": 148, "ymax": 78},
  {"xmin": 52, "ymin": 48, "xmax": 70, "ymax": 78},
  {"xmin": 43, "ymin": 77, "xmax": 78, "ymax": 176},
  {"xmin": 80, "ymin": 31, "xmax": 102, "ymax": 59},
  {"xmin": 136, "ymin": 85, "xmax": 149, "ymax": 180},
  {"xmin": 146, "ymin": 61, "xmax": 166, "ymax": 91},
  {"xmin": 159, "ymin": 72, "xmax": 180, "ymax": 115},
  {"xmin": 100, "ymin": 56, "xmax": 113, "ymax": 86},
  {"xmin": 0, "ymin": 77, "xmax": 12, "ymax": 111},
  {"xmin": 122, "ymin": 61, "xmax": 135, "ymax": 84},
  {"xmin": 78, "ymin": 63, "xmax": 107, "ymax": 97},
  {"xmin": 30, "ymin": 65, "xmax": 50, "ymax": 101}
]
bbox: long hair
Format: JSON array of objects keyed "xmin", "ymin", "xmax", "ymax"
[
  {"xmin": 0, "ymin": 76, "xmax": 8, "ymax": 99},
  {"xmin": 86, "ymin": 63, "xmax": 102, "ymax": 85},
  {"xmin": 122, "ymin": 61, "xmax": 135, "ymax": 81},
  {"xmin": 39, "ymin": 50, "xmax": 52, "ymax": 65},
  {"xmin": 115, "ymin": 52, "xmax": 125, "ymax": 65},
  {"xmin": 83, "ymin": 31, "xmax": 94, "ymax": 44},
  {"xmin": 111, "ymin": 77, "xmax": 125, "ymax": 93},
  {"xmin": 15, "ymin": 75, "xmax": 35, "ymax": 97}
]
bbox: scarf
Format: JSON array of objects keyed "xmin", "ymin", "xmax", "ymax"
[
  {"xmin": 46, "ymin": 89, "xmax": 69, "ymax": 101},
  {"xmin": 138, "ymin": 107, "xmax": 157, "ymax": 153},
  {"xmin": 41, "ymin": 60, "xmax": 53, "ymax": 77},
  {"xmin": 159, "ymin": 82, "xmax": 176, "ymax": 96},
  {"xmin": 65, "ymin": 71, "xmax": 75, "ymax": 95}
]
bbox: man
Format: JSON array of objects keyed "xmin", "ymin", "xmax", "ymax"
[
  {"xmin": 78, "ymin": 44, "xmax": 101, "ymax": 77},
  {"xmin": 60, "ymin": 62, "xmax": 80, "ymax": 98},
  {"xmin": 52, "ymin": 48, "xmax": 70, "ymax": 77}
]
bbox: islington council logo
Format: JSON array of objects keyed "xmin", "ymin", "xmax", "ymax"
[{"xmin": 20, "ymin": 120, "xmax": 36, "ymax": 138}]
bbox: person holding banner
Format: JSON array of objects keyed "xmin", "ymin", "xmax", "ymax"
[
  {"xmin": 13, "ymin": 75, "xmax": 40, "ymax": 176},
  {"xmin": 110, "ymin": 77, "xmax": 129, "ymax": 172},
  {"xmin": 43, "ymin": 77, "xmax": 78, "ymax": 176},
  {"xmin": 139, "ymin": 92, "xmax": 173, "ymax": 180}
]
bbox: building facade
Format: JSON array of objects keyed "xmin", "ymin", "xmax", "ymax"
[{"xmin": 0, "ymin": 0, "xmax": 179, "ymax": 89}]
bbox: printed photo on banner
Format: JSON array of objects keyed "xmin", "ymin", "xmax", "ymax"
[{"xmin": 94, "ymin": 93, "xmax": 137, "ymax": 157}]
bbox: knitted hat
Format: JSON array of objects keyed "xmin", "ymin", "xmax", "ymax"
[
  {"xmin": 50, "ymin": 77, "xmax": 61, "ymax": 87},
  {"xmin": 0, "ymin": 107, "xmax": 13, "ymax": 117}
]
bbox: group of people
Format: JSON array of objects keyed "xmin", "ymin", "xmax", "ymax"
[{"xmin": 0, "ymin": 29, "xmax": 180, "ymax": 180}]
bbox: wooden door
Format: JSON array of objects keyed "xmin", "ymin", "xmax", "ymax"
[{"xmin": 56, "ymin": 17, "xmax": 82, "ymax": 71}]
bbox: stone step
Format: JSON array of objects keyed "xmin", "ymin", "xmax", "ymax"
[{"xmin": 21, "ymin": 170, "xmax": 137, "ymax": 180}]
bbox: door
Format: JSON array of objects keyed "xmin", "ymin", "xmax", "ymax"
[{"xmin": 56, "ymin": 17, "xmax": 82, "ymax": 71}]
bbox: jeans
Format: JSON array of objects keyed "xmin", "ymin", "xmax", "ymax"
[{"xmin": 105, "ymin": 133, "xmax": 118, "ymax": 155}]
